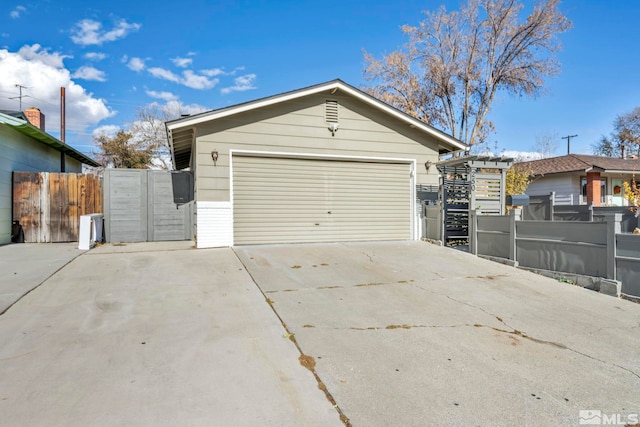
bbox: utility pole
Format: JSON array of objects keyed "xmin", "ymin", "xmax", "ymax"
[
  {"xmin": 60, "ymin": 87, "xmax": 66, "ymax": 172},
  {"xmin": 10, "ymin": 84, "xmax": 28, "ymax": 111},
  {"xmin": 562, "ymin": 134, "xmax": 578, "ymax": 155}
]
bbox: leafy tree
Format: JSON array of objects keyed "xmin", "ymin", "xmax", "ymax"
[
  {"xmin": 362, "ymin": 0, "xmax": 571, "ymax": 149},
  {"xmin": 505, "ymin": 164, "xmax": 531, "ymax": 196},
  {"xmin": 94, "ymin": 130, "xmax": 153, "ymax": 169}
]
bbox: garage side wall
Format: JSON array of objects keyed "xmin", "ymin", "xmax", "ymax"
[{"xmin": 192, "ymin": 93, "xmax": 441, "ymax": 247}]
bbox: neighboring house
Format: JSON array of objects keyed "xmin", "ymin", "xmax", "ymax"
[
  {"xmin": 515, "ymin": 154, "xmax": 640, "ymax": 206},
  {"xmin": 166, "ymin": 79, "xmax": 468, "ymax": 248},
  {"xmin": 0, "ymin": 109, "xmax": 100, "ymax": 244}
]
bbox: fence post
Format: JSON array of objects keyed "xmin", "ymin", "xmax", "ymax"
[
  {"xmin": 469, "ymin": 209, "xmax": 478, "ymax": 255},
  {"xmin": 605, "ymin": 213, "xmax": 622, "ymax": 280},
  {"xmin": 510, "ymin": 208, "xmax": 521, "ymax": 261}
]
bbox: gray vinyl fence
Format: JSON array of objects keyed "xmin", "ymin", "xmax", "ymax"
[
  {"xmin": 104, "ymin": 169, "xmax": 194, "ymax": 243},
  {"xmin": 423, "ymin": 205, "xmax": 442, "ymax": 241},
  {"xmin": 523, "ymin": 193, "xmax": 638, "ymax": 232},
  {"xmin": 469, "ymin": 211, "xmax": 640, "ymax": 299}
]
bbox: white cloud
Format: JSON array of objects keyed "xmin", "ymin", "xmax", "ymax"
[
  {"xmin": 127, "ymin": 57, "xmax": 145, "ymax": 72},
  {"xmin": 72, "ymin": 66, "xmax": 107, "ymax": 82},
  {"xmin": 148, "ymin": 67, "xmax": 218, "ymax": 90},
  {"xmin": 201, "ymin": 66, "xmax": 245, "ymax": 77},
  {"xmin": 171, "ymin": 57, "xmax": 192, "ymax": 68},
  {"xmin": 201, "ymin": 68, "xmax": 225, "ymax": 77},
  {"xmin": 92, "ymin": 124, "xmax": 120, "ymax": 138},
  {"xmin": 10, "ymin": 5, "xmax": 26, "ymax": 19},
  {"xmin": 0, "ymin": 44, "xmax": 114, "ymax": 134},
  {"xmin": 502, "ymin": 150, "xmax": 544, "ymax": 161},
  {"xmin": 84, "ymin": 52, "xmax": 106, "ymax": 61},
  {"xmin": 182, "ymin": 70, "xmax": 217, "ymax": 89},
  {"xmin": 221, "ymin": 74, "xmax": 256, "ymax": 94},
  {"xmin": 17, "ymin": 44, "xmax": 69, "ymax": 68},
  {"xmin": 146, "ymin": 90, "xmax": 178, "ymax": 101},
  {"xmin": 70, "ymin": 19, "xmax": 141, "ymax": 46},
  {"xmin": 148, "ymin": 67, "xmax": 181, "ymax": 83}
]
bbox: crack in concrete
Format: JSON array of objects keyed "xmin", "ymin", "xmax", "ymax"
[
  {"xmin": 362, "ymin": 251, "xmax": 375, "ymax": 263},
  {"xmin": 563, "ymin": 347, "xmax": 640, "ymax": 380},
  {"xmin": 232, "ymin": 249, "xmax": 351, "ymax": 426},
  {"xmin": 263, "ymin": 280, "xmax": 412, "ymax": 294},
  {"xmin": 410, "ymin": 282, "xmax": 517, "ymax": 330},
  {"xmin": 409, "ymin": 282, "xmax": 640, "ymax": 381},
  {"xmin": 345, "ymin": 323, "xmax": 468, "ymax": 331}
]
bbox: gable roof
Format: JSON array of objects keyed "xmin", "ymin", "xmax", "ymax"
[
  {"xmin": 0, "ymin": 112, "xmax": 100, "ymax": 167},
  {"xmin": 516, "ymin": 154, "xmax": 640, "ymax": 177},
  {"xmin": 166, "ymin": 79, "xmax": 468, "ymax": 170}
]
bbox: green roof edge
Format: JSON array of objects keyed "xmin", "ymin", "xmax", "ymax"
[{"xmin": 0, "ymin": 113, "xmax": 100, "ymax": 167}]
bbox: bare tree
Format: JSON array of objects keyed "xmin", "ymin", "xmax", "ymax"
[
  {"xmin": 591, "ymin": 135, "xmax": 622, "ymax": 158},
  {"xmin": 533, "ymin": 131, "xmax": 559, "ymax": 158},
  {"xmin": 130, "ymin": 102, "xmax": 208, "ymax": 170},
  {"xmin": 363, "ymin": 0, "xmax": 571, "ymax": 149},
  {"xmin": 613, "ymin": 107, "xmax": 640, "ymax": 157},
  {"xmin": 591, "ymin": 107, "xmax": 640, "ymax": 158}
]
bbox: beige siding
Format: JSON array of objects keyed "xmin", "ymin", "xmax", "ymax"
[
  {"xmin": 233, "ymin": 155, "xmax": 411, "ymax": 244},
  {"xmin": 194, "ymin": 93, "xmax": 440, "ymax": 202},
  {"xmin": 0, "ymin": 125, "xmax": 81, "ymax": 244}
]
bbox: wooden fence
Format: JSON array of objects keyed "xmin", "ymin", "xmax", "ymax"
[{"xmin": 12, "ymin": 172, "xmax": 103, "ymax": 243}]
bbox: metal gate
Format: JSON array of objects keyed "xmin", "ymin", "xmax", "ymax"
[
  {"xmin": 104, "ymin": 169, "xmax": 194, "ymax": 243},
  {"xmin": 437, "ymin": 156, "xmax": 513, "ymax": 248},
  {"xmin": 441, "ymin": 167, "xmax": 470, "ymax": 246}
]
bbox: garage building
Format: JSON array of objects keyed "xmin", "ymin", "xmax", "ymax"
[{"xmin": 166, "ymin": 80, "xmax": 467, "ymax": 247}]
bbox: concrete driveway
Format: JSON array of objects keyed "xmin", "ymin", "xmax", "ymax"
[
  {"xmin": 0, "ymin": 243, "xmax": 81, "ymax": 314},
  {"xmin": 234, "ymin": 241, "xmax": 640, "ymax": 426},
  {"xmin": 0, "ymin": 240, "xmax": 638, "ymax": 426},
  {"xmin": 0, "ymin": 242, "xmax": 338, "ymax": 427}
]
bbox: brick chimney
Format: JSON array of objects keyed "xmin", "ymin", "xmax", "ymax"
[{"xmin": 24, "ymin": 107, "xmax": 45, "ymax": 131}]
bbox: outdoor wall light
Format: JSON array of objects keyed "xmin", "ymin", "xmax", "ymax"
[
  {"xmin": 425, "ymin": 160, "xmax": 433, "ymax": 173},
  {"xmin": 211, "ymin": 150, "xmax": 219, "ymax": 166},
  {"xmin": 328, "ymin": 122, "xmax": 339, "ymax": 136}
]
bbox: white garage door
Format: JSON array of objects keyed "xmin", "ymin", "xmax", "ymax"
[{"xmin": 232, "ymin": 155, "xmax": 412, "ymax": 244}]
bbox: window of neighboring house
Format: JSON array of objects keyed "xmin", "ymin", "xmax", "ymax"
[{"xmin": 581, "ymin": 177, "xmax": 607, "ymax": 203}]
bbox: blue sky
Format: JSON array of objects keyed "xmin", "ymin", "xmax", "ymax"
[{"xmin": 1, "ymin": 0, "xmax": 639, "ymax": 160}]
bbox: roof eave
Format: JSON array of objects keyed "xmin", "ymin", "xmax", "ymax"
[{"xmin": 0, "ymin": 114, "xmax": 100, "ymax": 167}]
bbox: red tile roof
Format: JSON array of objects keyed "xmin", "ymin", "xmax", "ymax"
[{"xmin": 515, "ymin": 154, "xmax": 640, "ymax": 176}]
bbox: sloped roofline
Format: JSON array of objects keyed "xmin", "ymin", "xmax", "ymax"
[
  {"xmin": 166, "ymin": 79, "xmax": 468, "ymax": 152},
  {"xmin": 517, "ymin": 154, "xmax": 640, "ymax": 177},
  {"xmin": 0, "ymin": 112, "xmax": 100, "ymax": 167}
]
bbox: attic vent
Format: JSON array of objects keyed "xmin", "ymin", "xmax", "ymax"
[{"xmin": 325, "ymin": 100, "xmax": 338, "ymax": 123}]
